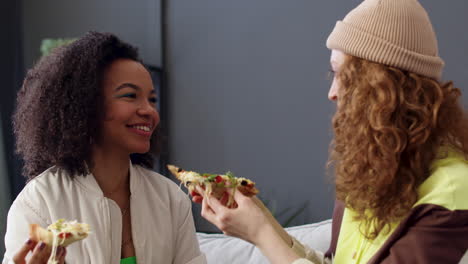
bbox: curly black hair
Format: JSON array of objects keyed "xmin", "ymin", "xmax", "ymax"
[{"xmin": 14, "ymin": 31, "xmax": 160, "ymax": 180}]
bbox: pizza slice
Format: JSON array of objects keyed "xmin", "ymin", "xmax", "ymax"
[
  {"xmin": 167, "ymin": 164, "xmax": 259, "ymax": 207},
  {"xmin": 29, "ymin": 219, "xmax": 90, "ymax": 263}
]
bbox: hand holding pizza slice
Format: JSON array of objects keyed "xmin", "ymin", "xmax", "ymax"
[
  {"xmin": 29, "ymin": 219, "xmax": 90, "ymax": 264},
  {"xmin": 167, "ymin": 164, "xmax": 259, "ymax": 207}
]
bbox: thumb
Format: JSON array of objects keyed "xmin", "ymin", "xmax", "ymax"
[{"xmin": 230, "ymin": 188, "xmax": 249, "ymax": 204}]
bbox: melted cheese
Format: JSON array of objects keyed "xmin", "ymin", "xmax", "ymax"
[
  {"xmin": 46, "ymin": 219, "xmax": 90, "ymax": 264},
  {"xmin": 178, "ymin": 169, "xmax": 254, "ymax": 208},
  {"xmin": 181, "ymin": 171, "xmax": 203, "ymax": 185}
]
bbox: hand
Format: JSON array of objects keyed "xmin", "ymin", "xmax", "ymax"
[
  {"xmin": 198, "ymin": 187, "xmax": 300, "ymax": 264},
  {"xmin": 191, "ymin": 187, "xmax": 232, "ymax": 206},
  {"xmin": 197, "ymin": 186, "xmax": 273, "ymax": 245},
  {"xmin": 13, "ymin": 239, "xmax": 67, "ymax": 264},
  {"xmin": 196, "ymin": 186, "xmax": 292, "ymax": 246}
]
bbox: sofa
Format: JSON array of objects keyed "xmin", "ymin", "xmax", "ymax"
[{"xmin": 196, "ymin": 219, "xmax": 332, "ymax": 264}]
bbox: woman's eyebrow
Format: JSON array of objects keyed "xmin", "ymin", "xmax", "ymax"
[
  {"xmin": 115, "ymin": 83, "xmax": 140, "ymax": 91},
  {"xmin": 115, "ymin": 83, "xmax": 155, "ymax": 95}
]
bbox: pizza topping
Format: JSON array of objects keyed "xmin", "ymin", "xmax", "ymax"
[
  {"xmin": 181, "ymin": 171, "xmax": 203, "ymax": 184},
  {"xmin": 58, "ymin": 232, "xmax": 72, "ymax": 239},
  {"xmin": 167, "ymin": 164, "xmax": 259, "ymax": 208},
  {"xmin": 205, "ymin": 174, "xmax": 217, "ymax": 182},
  {"xmin": 45, "ymin": 219, "xmax": 90, "ymax": 264}
]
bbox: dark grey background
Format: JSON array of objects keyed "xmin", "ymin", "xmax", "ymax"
[
  {"xmin": 22, "ymin": 0, "xmax": 162, "ymax": 68},
  {"xmin": 1, "ymin": 1, "xmax": 467, "ymax": 251},
  {"xmin": 164, "ymin": 0, "xmax": 468, "ymax": 231}
]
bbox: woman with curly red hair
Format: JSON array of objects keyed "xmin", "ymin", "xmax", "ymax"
[
  {"xmin": 3, "ymin": 32, "xmax": 206, "ymax": 264},
  {"xmin": 197, "ymin": 0, "xmax": 468, "ymax": 263}
]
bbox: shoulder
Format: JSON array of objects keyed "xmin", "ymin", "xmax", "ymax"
[
  {"xmin": 16, "ymin": 166, "xmax": 71, "ymax": 205},
  {"xmin": 132, "ymin": 165, "xmax": 190, "ymax": 205},
  {"xmin": 369, "ymin": 203, "xmax": 468, "ymax": 264},
  {"xmin": 416, "ymin": 150, "xmax": 468, "ymax": 210},
  {"xmin": 10, "ymin": 166, "xmax": 78, "ymax": 221},
  {"xmin": 7, "ymin": 166, "xmax": 71, "ymax": 230}
]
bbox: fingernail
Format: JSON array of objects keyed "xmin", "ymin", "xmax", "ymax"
[
  {"xmin": 25, "ymin": 239, "xmax": 32, "ymax": 245},
  {"xmin": 39, "ymin": 242, "xmax": 46, "ymax": 250}
]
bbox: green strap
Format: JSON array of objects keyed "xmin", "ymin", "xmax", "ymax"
[{"xmin": 120, "ymin": 256, "xmax": 137, "ymax": 264}]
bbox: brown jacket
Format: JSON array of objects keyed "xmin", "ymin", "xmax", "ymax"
[{"xmin": 325, "ymin": 200, "xmax": 468, "ymax": 264}]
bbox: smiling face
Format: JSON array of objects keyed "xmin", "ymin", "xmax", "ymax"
[{"xmin": 97, "ymin": 59, "xmax": 160, "ymax": 155}]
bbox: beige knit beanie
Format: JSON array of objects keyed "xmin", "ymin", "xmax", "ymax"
[{"xmin": 326, "ymin": 0, "xmax": 445, "ymax": 80}]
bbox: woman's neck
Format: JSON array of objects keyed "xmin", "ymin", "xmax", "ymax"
[{"xmin": 90, "ymin": 145, "xmax": 130, "ymax": 196}]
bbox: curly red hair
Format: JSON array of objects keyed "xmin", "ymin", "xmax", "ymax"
[{"xmin": 329, "ymin": 54, "xmax": 468, "ymax": 239}]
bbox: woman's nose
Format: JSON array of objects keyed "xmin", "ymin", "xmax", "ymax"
[
  {"xmin": 328, "ymin": 88, "xmax": 338, "ymax": 101},
  {"xmin": 328, "ymin": 80, "xmax": 338, "ymax": 101},
  {"xmin": 137, "ymin": 101, "xmax": 158, "ymax": 116}
]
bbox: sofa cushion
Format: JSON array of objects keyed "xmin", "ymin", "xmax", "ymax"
[{"xmin": 197, "ymin": 219, "xmax": 332, "ymax": 264}]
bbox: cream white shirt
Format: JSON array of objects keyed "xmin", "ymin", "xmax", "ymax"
[
  {"xmin": 290, "ymin": 237, "xmax": 330, "ymax": 264},
  {"xmin": 2, "ymin": 162, "xmax": 206, "ymax": 264}
]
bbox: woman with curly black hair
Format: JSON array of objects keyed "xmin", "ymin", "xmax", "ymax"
[
  {"xmin": 3, "ymin": 32, "xmax": 206, "ymax": 264},
  {"xmin": 195, "ymin": 0, "xmax": 468, "ymax": 263}
]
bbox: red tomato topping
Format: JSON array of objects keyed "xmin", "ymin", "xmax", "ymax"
[
  {"xmin": 58, "ymin": 232, "xmax": 72, "ymax": 239},
  {"xmin": 215, "ymin": 175, "xmax": 223, "ymax": 183}
]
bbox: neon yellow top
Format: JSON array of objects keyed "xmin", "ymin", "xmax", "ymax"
[
  {"xmin": 120, "ymin": 256, "xmax": 137, "ymax": 264},
  {"xmin": 334, "ymin": 150, "xmax": 468, "ymax": 264}
]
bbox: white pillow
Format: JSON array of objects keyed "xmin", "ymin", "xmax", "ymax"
[{"xmin": 197, "ymin": 219, "xmax": 332, "ymax": 264}]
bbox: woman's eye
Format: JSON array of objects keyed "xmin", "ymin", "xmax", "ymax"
[
  {"xmin": 149, "ymin": 97, "xmax": 158, "ymax": 104},
  {"xmin": 118, "ymin": 93, "xmax": 137, "ymax": 98}
]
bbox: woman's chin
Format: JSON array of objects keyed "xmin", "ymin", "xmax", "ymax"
[
  {"xmin": 134, "ymin": 148, "xmax": 150, "ymax": 154},
  {"xmin": 130, "ymin": 144, "xmax": 151, "ymax": 154}
]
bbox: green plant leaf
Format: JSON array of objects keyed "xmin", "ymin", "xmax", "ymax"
[
  {"xmin": 40, "ymin": 38, "xmax": 77, "ymax": 57},
  {"xmin": 282, "ymin": 201, "xmax": 309, "ymax": 227}
]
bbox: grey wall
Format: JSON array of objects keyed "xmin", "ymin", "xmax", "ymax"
[
  {"xmin": 166, "ymin": 0, "xmax": 468, "ymax": 232},
  {"xmin": 13, "ymin": 0, "xmax": 468, "ymax": 234},
  {"xmin": 428, "ymin": 1, "xmax": 468, "ymax": 89},
  {"xmin": 22, "ymin": 0, "xmax": 162, "ymax": 68}
]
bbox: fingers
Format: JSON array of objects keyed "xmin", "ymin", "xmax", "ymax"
[
  {"xmin": 57, "ymin": 246, "xmax": 67, "ymax": 264},
  {"xmin": 200, "ymin": 193, "xmax": 217, "ymax": 224},
  {"xmin": 228, "ymin": 188, "xmax": 250, "ymax": 206},
  {"xmin": 12, "ymin": 239, "xmax": 36, "ymax": 264},
  {"xmin": 195, "ymin": 186, "xmax": 205, "ymax": 198},
  {"xmin": 204, "ymin": 192, "xmax": 227, "ymax": 213},
  {"xmin": 29, "ymin": 241, "xmax": 51, "ymax": 263},
  {"xmin": 12, "ymin": 240, "xmax": 66, "ymax": 264},
  {"xmin": 192, "ymin": 195, "xmax": 203, "ymax": 204},
  {"xmin": 190, "ymin": 187, "xmax": 204, "ymax": 203},
  {"xmin": 219, "ymin": 192, "xmax": 229, "ymax": 206}
]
